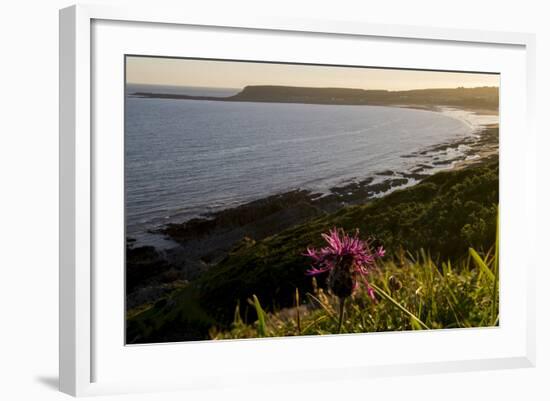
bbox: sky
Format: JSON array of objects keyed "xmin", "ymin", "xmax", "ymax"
[{"xmin": 126, "ymin": 56, "xmax": 499, "ymax": 91}]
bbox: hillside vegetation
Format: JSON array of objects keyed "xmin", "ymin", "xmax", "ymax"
[
  {"xmin": 230, "ymin": 86, "xmax": 499, "ymax": 110},
  {"xmin": 127, "ymin": 160, "xmax": 498, "ymax": 343}
]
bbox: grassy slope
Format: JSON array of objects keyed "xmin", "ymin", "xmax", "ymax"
[
  {"xmin": 212, "ymin": 246, "xmax": 499, "ymax": 339},
  {"xmin": 127, "ymin": 160, "xmax": 498, "ymax": 343}
]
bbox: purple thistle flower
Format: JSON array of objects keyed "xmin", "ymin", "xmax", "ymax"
[{"xmin": 304, "ymin": 228, "xmax": 383, "ymax": 301}]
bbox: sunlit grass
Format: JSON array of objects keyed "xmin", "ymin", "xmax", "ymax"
[
  {"xmin": 128, "ymin": 162, "xmax": 499, "ymax": 344},
  {"xmin": 210, "ymin": 236, "xmax": 499, "ymax": 339}
]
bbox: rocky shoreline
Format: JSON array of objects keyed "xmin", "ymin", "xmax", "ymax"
[{"xmin": 126, "ymin": 124, "xmax": 499, "ymax": 313}]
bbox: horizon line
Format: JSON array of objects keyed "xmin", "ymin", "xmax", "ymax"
[{"xmin": 126, "ymin": 82, "xmax": 499, "ymax": 92}]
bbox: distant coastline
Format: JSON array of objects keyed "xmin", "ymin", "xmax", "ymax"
[{"xmin": 129, "ymin": 85, "xmax": 499, "ymax": 113}]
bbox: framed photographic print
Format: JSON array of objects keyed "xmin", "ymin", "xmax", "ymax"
[{"xmin": 59, "ymin": 4, "xmax": 536, "ymax": 397}]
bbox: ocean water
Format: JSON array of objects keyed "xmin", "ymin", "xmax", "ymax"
[
  {"xmin": 125, "ymin": 87, "xmax": 496, "ymax": 244},
  {"xmin": 126, "ymin": 83, "xmax": 239, "ymax": 98}
]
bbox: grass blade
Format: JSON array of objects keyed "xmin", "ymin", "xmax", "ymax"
[
  {"xmin": 251, "ymin": 294, "xmax": 267, "ymax": 337},
  {"xmin": 368, "ymin": 281, "xmax": 430, "ymax": 330},
  {"xmin": 306, "ymin": 293, "xmax": 339, "ymax": 325},
  {"xmin": 491, "ymin": 208, "xmax": 500, "ymax": 324},
  {"xmin": 295, "ymin": 288, "xmax": 301, "ymax": 335},
  {"xmin": 469, "ymin": 247, "xmax": 495, "ymax": 282}
]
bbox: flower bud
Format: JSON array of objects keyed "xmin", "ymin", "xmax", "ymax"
[{"xmin": 328, "ymin": 254, "xmax": 355, "ymax": 299}]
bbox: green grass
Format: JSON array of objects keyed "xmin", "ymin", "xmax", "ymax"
[
  {"xmin": 210, "ymin": 239, "xmax": 499, "ymax": 339},
  {"xmin": 127, "ymin": 160, "xmax": 499, "ymax": 343},
  {"xmin": 197, "ymin": 160, "xmax": 498, "ymax": 325}
]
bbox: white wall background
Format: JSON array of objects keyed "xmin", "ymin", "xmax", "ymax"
[{"xmin": 0, "ymin": 0, "xmax": 547, "ymax": 399}]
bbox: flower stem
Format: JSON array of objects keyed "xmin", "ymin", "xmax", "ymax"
[{"xmin": 337, "ymin": 297, "xmax": 346, "ymax": 334}]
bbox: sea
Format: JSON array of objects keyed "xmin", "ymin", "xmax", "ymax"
[{"xmin": 125, "ymin": 84, "xmax": 498, "ymax": 245}]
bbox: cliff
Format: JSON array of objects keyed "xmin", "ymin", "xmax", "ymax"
[{"xmin": 131, "ymin": 85, "xmax": 499, "ymax": 111}]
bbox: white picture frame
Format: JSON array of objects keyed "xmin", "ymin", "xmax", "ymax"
[{"xmin": 59, "ymin": 4, "xmax": 536, "ymax": 397}]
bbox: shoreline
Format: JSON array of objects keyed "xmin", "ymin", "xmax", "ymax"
[
  {"xmin": 126, "ymin": 121, "xmax": 498, "ymax": 311},
  {"xmin": 126, "ymin": 104, "xmax": 498, "ymax": 245},
  {"xmin": 127, "ymin": 157, "xmax": 499, "ymax": 343},
  {"xmin": 156, "ymin": 119, "xmax": 498, "ymax": 239},
  {"xmin": 128, "ymin": 85, "xmax": 498, "ymax": 114},
  {"xmin": 130, "ymin": 92, "xmax": 498, "ymax": 119},
  {"xmin": 158, "ymin": 124, "xmax": 498, "ymax": 243}
]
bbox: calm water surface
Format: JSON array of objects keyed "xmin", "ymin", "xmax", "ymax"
[{"xmin": 125, "ymin": 86, "xmax": 485, "ymax": 243}]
